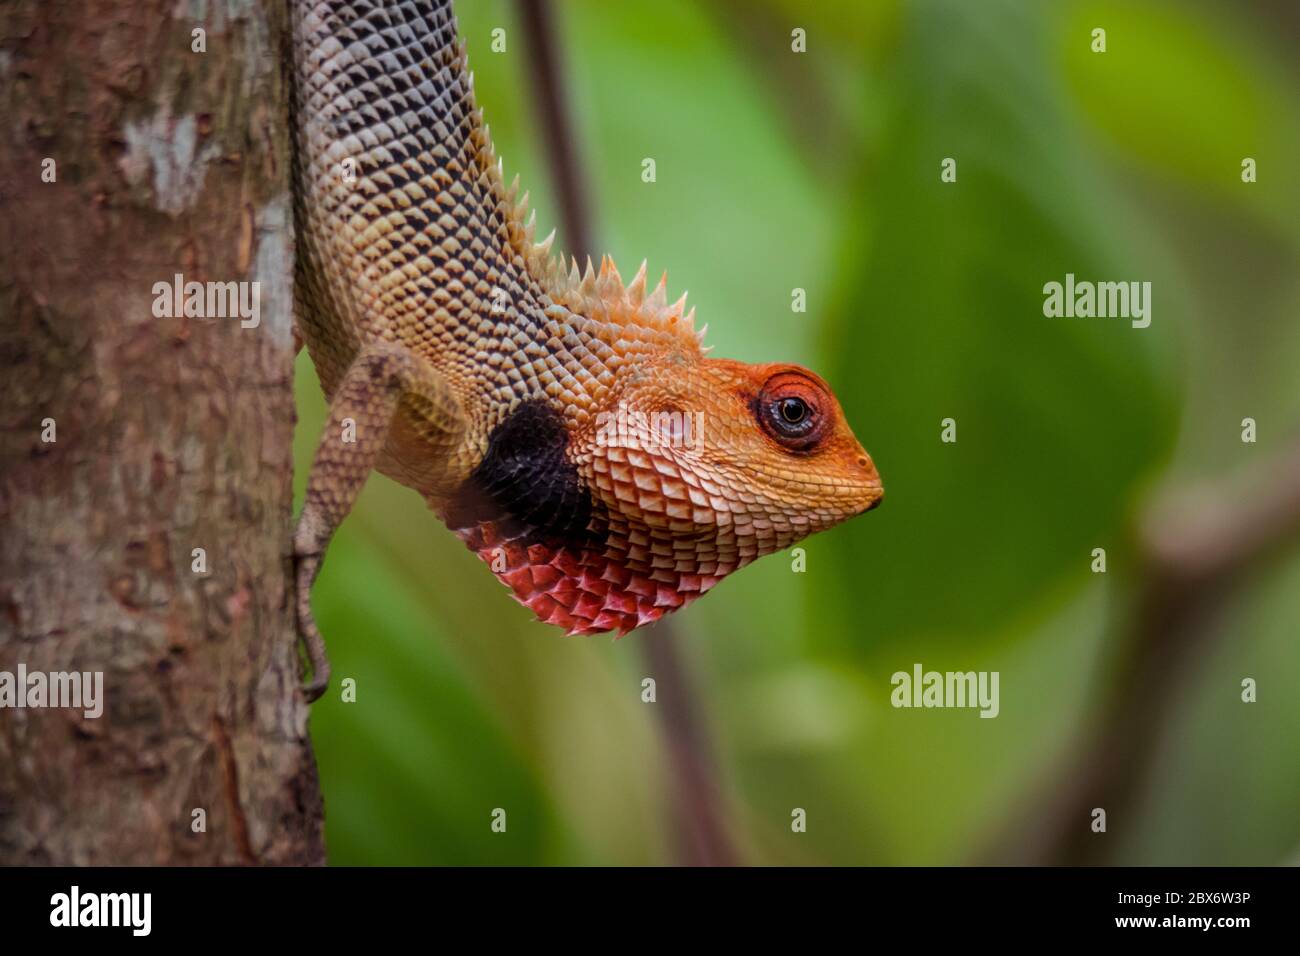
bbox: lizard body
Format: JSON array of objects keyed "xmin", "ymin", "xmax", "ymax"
[{"xmin": 289, "ymin": 0, "xmax": 883, "ymax": 698}]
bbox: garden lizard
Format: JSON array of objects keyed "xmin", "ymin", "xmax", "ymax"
[{"xmin": 289, "ymin": 0, "xmax": 883, "ymax": 700}]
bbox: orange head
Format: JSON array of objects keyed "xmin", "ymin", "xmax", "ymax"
[
  {"xmin": 571, "ymin": 354, "xmax": 882, "ymax": 548},
  {"xmin": 445, "ymin": 257, "xmax": 882, "ymax": 634}
]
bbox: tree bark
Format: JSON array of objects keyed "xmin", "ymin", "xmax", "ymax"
[{"xmin": 0, "ymin": 0, "xmax": 323, "ymax": 864}]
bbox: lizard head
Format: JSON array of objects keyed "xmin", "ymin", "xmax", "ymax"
[
  {"xmin": 577, "ymin": 354, "xmax": 882, "ymax": 543},
  {"xmin": 447, "ymin": 256, "xmax": 882, "ymax": 635}
]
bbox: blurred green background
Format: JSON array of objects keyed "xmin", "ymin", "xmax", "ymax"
[{"xmin": 294, "ymin": 0, "xmax": 1300, "ymax": 865}]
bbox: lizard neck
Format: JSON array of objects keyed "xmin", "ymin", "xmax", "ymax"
[
  {"xmin": 439, "ymin": 396, "xmax": 736, "ymax": 634},
  {"xmin": 450, "ymin": 519, "xmax": 721, "ymax": 635}
]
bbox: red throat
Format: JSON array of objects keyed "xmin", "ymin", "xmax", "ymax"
[{"xmin": 455, "ymin": 520, "xmax": 721, "ymax": 635}]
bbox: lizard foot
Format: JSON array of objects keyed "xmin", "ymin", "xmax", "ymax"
[{"xmin": 294, "ymin": 545, "xmax": 331, "ymax": 703}]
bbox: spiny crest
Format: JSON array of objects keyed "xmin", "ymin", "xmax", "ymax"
[
  {"xmin": 464, "ymin": 40, "xmax": 705, "ymax": 351},
  {"xmin": 529, "ymin": 247, "xmax": 707, "ymax": 351}
]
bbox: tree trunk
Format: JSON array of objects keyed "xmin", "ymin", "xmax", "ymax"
[{"xmin": 0, "ymin": 0, "xmax": 323, "ymax": 865}]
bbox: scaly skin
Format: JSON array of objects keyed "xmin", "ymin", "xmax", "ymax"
[{"xmin": 289, "ymin": 0, "xmax": 883, "ymax": 699}]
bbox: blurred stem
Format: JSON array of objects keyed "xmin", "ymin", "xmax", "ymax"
[
  {"xmin": 515, "ymin": 0, "xmax": 593, "ymax": 260},
  {"xmin": 700, "ymin": 0, "xmax": 865, "ymax": 182},
  {"xmin": 515, "ymin": 0, "xmax": 737, "ymax": 866},
  {"xmin": 642, "ymin": 624, "xmax": 738, "ymax": 866},
  {"xmin": 984, "ymin": 437, "xmax": 1300, "ymax": 865}
]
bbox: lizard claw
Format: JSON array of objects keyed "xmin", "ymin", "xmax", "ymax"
[{"xmin": 301, "ymin": 653, "xmax": 331, "ymax": 703}]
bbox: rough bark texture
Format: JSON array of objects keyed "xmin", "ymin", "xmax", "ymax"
[{"xmin": 0, "ymin": 0, "xmax": 324, "ymax": 864}]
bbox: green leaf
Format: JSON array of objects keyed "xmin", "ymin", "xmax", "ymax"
[{"xmin": 817, "ymin": 0, "xmax": 1178, "ymax": 655}]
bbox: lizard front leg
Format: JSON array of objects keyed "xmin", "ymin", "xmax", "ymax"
[{"xmin": 294, "ymin": 341, "xmax": 464, "ymax": 701}]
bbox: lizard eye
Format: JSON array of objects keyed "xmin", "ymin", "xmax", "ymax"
[
  {"xmin": 756, "ymin": 371, "xmax": 832, "ymax": 452},
  {"xmin": 778, "ymin": 397, "xmax": 809, "ymax": 426}
]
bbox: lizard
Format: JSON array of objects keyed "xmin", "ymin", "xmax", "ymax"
[{"xmin": 288, "ymin": 0, "xmax": 884, "ymax": 701}]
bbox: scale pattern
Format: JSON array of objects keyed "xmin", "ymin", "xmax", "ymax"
[
  {"xmin": 291, "ymin": 0, "xmax": 702, "ymax": 481},
  {"xmin": 290, "ymin": 0, "xmax": 882, "ymax": 637}
]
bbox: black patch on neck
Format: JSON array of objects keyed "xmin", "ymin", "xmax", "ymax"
[{"xmin": 446, "ymin": 400, "xmax": 603, "ymax": 544}]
